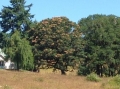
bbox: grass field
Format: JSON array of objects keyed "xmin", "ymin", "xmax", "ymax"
[{"xmin": 0, "ymin": 69, "xmax": 111, "ymax": 89}]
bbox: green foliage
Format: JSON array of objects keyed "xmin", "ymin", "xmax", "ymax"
[
  {"xmin": 0, "ymin": 0, "xmax": 34, "ymax": 33},
  {"xmin": 103, "ymin": 75, "xmax": 120, "ymax": 89},
  {"xmin": 110, "ymin": 75, "xmax": 120, "ymax": 85},
  {"xmin": 78, "ymin": 64, "xmax": 90, "ymax": 76},
  {"xmin": 0, "ymin": 0, "xmax": 34, "ymax": 49},
  {"xmin": 19, "ymin": 38, "xmax": 34, "ymax": 70},
  {"xmin": 78, "ymin": 14, "xmax": 120, "ymax": 76},
  {"xmin": 1, "ymin": 0, "xmax": 120, "ymax": 76},
  {"xmin": 0, "ymin": 0, "xmax": 34, "ymax": 70},
  {"xmin": 3, "ymin": 30, "xmax": 34, "ymax": 70},
  {"xmin": 29, "ymin": 17, "xmax": 83, "ymax": 74},
  {"xmin": 86, "ymin": 73, "xmax": 101, "ymax": 82}
]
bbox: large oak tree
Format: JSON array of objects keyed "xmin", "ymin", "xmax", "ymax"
[{"xmin": 29, "ymin": 17, "xmax": 83, "ymax": 74}]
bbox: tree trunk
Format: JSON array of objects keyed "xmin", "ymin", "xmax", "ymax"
[
  {"xmin": 61, "ymin": 70, "xmax": 66, "ymax": 75},
  {"xmin": 100, "ymin": 65, "xmax": 103, "ymax": 77},
  {"xmin": 96, "ymin": 64, "xmax": 100, "ymax": 76},
  {"xmin": 109, "ymin": 63, "xmax": 114, "ymax": 76},
  {"xmin": 16, "ymin": 60, "xmax": 19, "ymax": 71}
]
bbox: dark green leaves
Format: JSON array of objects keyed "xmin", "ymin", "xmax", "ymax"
[
  {"xmin": 0, "ymin": 0, "xmax": 34, "ymax": 33},
  {"xmin": 78, "ymin": 14, "xmax": 120, "ymax": 76},
  {"xmin": 3, "ymin": 30, "xmax": 34, "ymax": 70}
]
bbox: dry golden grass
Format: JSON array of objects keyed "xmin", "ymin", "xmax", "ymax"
[{"xmin": 0, "ymin": 69, "xmax": 109, "ymax": 89}]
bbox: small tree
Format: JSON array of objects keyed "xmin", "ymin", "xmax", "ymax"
[{"xmin": 3, "ymin": 30, "xmax": 34, "ymax": 70}]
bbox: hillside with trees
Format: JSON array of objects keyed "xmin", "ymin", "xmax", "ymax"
[{"xmin": 0, "ymin": 0, "xmax": 120, "ymax": 77}]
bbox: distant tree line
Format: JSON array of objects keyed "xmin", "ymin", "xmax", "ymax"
[{"xmin": 0, "ymin": 0, "xmax": 120, "ymax": 76}]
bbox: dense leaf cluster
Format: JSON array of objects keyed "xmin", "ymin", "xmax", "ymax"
[
  {"xmin": 29, "ymin": 17, "xmax": 82, "ymax": 74},
  {"xmin": 78, "ymin": 14, "xmax": 120, "ymax": 76}
]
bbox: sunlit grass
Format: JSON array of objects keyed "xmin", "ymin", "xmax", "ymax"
[
  {"xmin": 0, "ymin": 69, "xmax": 108, "ymax": 89},
  {"xmin": 102, "ymin": 75, "xmax": 120, "ymax": 89}
]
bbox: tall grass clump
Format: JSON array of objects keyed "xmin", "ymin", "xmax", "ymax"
[
  {"xmin": 4, "ymin": 85, "xmax": 12, "ymax": 89},
  {"xmin": 86, "ymin": 72, "xmax": 101, "ymax": 82},
  {"xmin": 103, "ymin": 75, "xmax": 120, "ymax": 89}
]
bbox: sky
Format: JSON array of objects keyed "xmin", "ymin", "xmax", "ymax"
[{"xmin": 0, "ymin": 0, "xmax": 120, "ymax": 23}]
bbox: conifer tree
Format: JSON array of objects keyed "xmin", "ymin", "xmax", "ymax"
[{"xmin": 0, "ymin": 0, "xmax": 34, "ymax": 33}]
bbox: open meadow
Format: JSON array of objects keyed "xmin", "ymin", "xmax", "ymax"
[{"xmin": 0, "ymin": 69, "xmax": 114, "ymax": 89}]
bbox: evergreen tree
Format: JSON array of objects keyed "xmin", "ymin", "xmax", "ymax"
[
  {"xmin": 0, "ymin": 0, "xmax": 34, "ymax": 48},
  {"xmin": 0, "ymin": 0, "xmax": 34, "ymax": 33}
]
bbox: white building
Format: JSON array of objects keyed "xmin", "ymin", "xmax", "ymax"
[{"xmin": 0, "ymin": 49, "xmax": 16, "ymax": 69}]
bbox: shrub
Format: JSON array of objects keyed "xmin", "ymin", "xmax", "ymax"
[{"xmin": 86, "ymin": 72, "xmax": 101, "ymax": 82}]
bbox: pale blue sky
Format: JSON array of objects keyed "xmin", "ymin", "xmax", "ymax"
[{"xmin": 0, "ymin": 0, "xmax": 120, "ymax": 23}]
